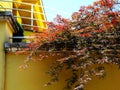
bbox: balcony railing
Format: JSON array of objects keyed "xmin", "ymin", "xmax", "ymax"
[{"xmin": 0, "ymin": 0, "xmax": 47, "ymax": 31}]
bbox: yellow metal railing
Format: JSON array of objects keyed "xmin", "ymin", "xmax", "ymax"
[{"xmin": 0, "ymin": 0, "xmax": 47, "ymax": 31}]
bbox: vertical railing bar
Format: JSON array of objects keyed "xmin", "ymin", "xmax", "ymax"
[{"xmin": 31, "ymin": 4, "xmax": 34, "ymax": 30}]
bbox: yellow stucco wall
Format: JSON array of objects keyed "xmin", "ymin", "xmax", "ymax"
[
  {"xmin": 4, "ymin": 53, "xmax": 120, "ymax": 90},
  {"xmin": 85, "ymin": 64, "xmax": 120, "ymax": 90},
  {"xmin": 0, "ymin": 20, "xmax": 13, "ymax": 90},
  {"xmin": 0, "ymin": 21, "xmax": 6, "ymax": 90},
  {"xmin": 5, "ymin": 53, "xmax": 67, "ymax": 90}
]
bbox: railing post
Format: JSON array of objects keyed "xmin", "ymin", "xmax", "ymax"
[{"xmin": 31, "ymin": 4, "xmax": 34, "ymax": 30}]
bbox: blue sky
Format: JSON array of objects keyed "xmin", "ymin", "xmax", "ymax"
[{"xmin": 42, "ymin": 0, "xmax": 96, "ymax": 21}]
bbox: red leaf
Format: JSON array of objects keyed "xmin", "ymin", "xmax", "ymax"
[{"xmin": 80, "ymin": 33, "xmax": 91, "ymax": 37}]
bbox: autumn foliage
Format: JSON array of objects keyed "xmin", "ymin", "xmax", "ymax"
[{"xmin": 25, "ymin": 0, "xmax": 120, "ymax": 89}]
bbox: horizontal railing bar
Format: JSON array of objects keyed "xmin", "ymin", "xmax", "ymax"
[
  {"xmin": 21, "ymin": 24, "xmax": 47, "ymax": 29},
  {"xmin": 13, "ymin": 8, "xmax": 44, "ymax": 15},
  {"xmin": 14, "ymin": 16, "xmax": 46, "ymax": 22},
  {"xmin": 14, "ymin": 16, "xmax": 31, "ymax": 20},
  {"xmin": 32, "ymin": 18, "xmax": 46, "ymax": 22},
  {"xmin": 0, "ymin": 7, "xmax": 44, "ymax": 15},
  {"xmin": 0, "ymin": 8, "xmax": 45, "ymax": 17},
  {"xmin": 12, "ymin": 8, "xmax": 33, "ymax": 13}
]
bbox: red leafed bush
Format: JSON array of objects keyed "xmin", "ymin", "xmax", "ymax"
[{"xmin": 24, "ymin": 0, "xmax": 120, "ymax": 89}]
